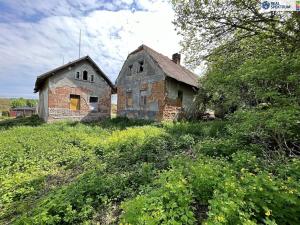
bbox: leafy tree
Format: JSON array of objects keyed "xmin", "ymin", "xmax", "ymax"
[
  {"xmin": 172, "ymin": 0, "xmax": 300, "ymax": 66},
  {"xmin": 10, "ymin": 98, "xmax": 27, "ymax": 108},
  {"xmin": 26, "ymin": 99, "xmax": 38, "ymax": 107}
]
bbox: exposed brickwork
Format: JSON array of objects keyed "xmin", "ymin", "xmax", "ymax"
[
  {"xmin": 48, "ymin": 86, "xmax": 111, "ymax": 122},
  {"xmin": 116, "ymin": 47, "xmax": 196, "ymax": 122},
  {"xmin": 162, "ymin": 105, "xmax": 182, "ymax": 121}
]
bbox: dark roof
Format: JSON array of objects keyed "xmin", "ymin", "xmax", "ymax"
[
  {"xmin": 34, "ymin": 56, "xmax": 115, "ymax": 93},
  {"xmin": 129, "ymin": 45, "xmax": 199, "ymax": 88},
  {"xmin": 11, "ymin": 107, "xmax": 36, "ymax": 111}
]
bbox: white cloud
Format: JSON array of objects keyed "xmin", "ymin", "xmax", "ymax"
[{"xmin": 0, "ymin": 0, "xmax": 189, "ymax": 98}]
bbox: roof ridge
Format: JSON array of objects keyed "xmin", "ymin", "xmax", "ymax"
[
  {"xmin": 137, "ymin": 44, "xmax": 198, "ymax": 88},
  {"xmin": 34, "ymin": 56, "xmax": 115, "ymax": 92}
]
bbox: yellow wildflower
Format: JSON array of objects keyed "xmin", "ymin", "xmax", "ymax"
[{"xmin": 265, "ymin": 209, "xmax": 272, "ymax": 217}]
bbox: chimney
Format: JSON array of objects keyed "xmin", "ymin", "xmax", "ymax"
[{"xmin": 172, "ymin": 53, "xmax": 181, "ymax": 65}]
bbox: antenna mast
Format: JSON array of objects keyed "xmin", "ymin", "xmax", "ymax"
[{"xmin": 79, "ymin": 29, "xmax": 81, "ymax": 58}]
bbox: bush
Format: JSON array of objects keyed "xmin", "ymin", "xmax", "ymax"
[
  {"xmin": 121, "ymin": 169, "xmax": 196, "ymax": 225},
  {"xmin": 1, "ymin": 111, "xmax": 9, "ymax": 117}
]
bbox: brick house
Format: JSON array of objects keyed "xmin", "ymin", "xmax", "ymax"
[
  {"xmin": 116, "ymin": 45, "xmax": 199, "ymax": 121},
  {"xmin": 34, "ymin": 56, "xmax": 115, "ymax": 122}
]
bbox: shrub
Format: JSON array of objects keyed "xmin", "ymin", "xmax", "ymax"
[{"xmin": 121, "ymin": 169, "xmax": 196, "ymax": 225}]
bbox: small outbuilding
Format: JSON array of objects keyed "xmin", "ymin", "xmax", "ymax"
[
  {"xmin": 34, "ymin": 56, "xmax": 115, "ymax": 122},
  {"xmin": 9, "ymin": 107, "xmax": 36, "ymax": 117}
]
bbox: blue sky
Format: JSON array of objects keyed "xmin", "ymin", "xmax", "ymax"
[{"xmin": 0, "ymin": 0, "xmax": 184, "ymax": 99}]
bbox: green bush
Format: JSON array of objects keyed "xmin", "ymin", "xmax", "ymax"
[{"xmin": 121, "ymin": 169, "xmax": 196, "ymax": 225}]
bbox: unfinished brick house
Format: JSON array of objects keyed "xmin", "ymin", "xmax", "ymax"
[
  {"xmin": 116, "ymin": 45, "xmax": 198, "ymax": 121},
  {"xmin": 34, "ymin": 56, "xmax": 115, "ymax": 122}
]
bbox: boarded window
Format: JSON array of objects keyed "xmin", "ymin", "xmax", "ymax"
[
  {"xmin": 140, "ymin": 90, "xmax": 147, "ymax": 106},
  {"xmin": 75, "ymin": 72, "xmax": 80, "ymax": 79},
  {"xmin": 126, "ymin": 91, "xmax": 133, "ymax": 108},
  {"xmin": 83, "ymin": 70, "xmax": 88, "ymax": 80},
  {"xmin": 90, "ymin": 75, "xmax": 94, "ymax": 82},
  {"xmin": 70, "ymin": 94, "xmax": 80, "ymax": 110},
  {"xmin": 138, "ymin": 61, "xmax": 144, "ymax": 73}
]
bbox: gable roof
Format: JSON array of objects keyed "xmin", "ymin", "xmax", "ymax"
[
  {"xmin": 34, "ymin": 56, "xmax": 115, "ymax": 93},
  {"xmin": 128, "ymin": 45, "xmax": 199, "ymax": 88}
]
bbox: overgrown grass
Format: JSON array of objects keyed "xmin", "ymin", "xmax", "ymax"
[{"xmin": 0, "ymin": 116, "xmax": 299, "ymax": 224}]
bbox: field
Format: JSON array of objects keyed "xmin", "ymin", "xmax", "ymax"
[
  {"xmin": 0, "ymin": 98, "xmax": 11, "ymax": 112},
  {"xmin": 0, "ymin": 116, "xmax": 299, "ymax": 225}
]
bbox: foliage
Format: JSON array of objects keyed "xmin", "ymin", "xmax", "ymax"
[
  {"xmin": 121, "ymin": 169, "xmax": 196, "ymax": 225},
  {"xmin": 26, "ymin": 99, "xmax": 38, "ymax": 107},
  {"xmin": 10, "ymin": 98, "xmax": 27, "ymax": 108},
  {"xmin": 0, "ymin": 115, "xmax": 43, "ymax": 130},
  {"xmin": 0, "ymin": 117, "xmax": 299, "ymax": 224},
  {"xmin": 198, "ymin": 47, "xmax": 300, "ymax": 117},
  {"xmin": 10, "ymin": 98, "xmax": 38, "ymax": 108},
  {"xmin": 172, "ymin": 0, "xmax": 300, "ymax": 65}
]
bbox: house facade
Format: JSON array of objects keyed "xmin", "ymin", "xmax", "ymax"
[
  {"xmin": 34, "ymin": 56, "xmax": 115, "ymax": 122},
  {"xmin": 116, "ymin": 45, "xmax": 198, "ymax": 121}
]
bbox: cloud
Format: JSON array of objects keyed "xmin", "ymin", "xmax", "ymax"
[{"xmin": 0, "ymin": 0, "xmax": 187, "ymax": 98}]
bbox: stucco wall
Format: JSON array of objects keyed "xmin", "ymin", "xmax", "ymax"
[
  {"xmin": 117, "ymin": 50, "xmax": 166, "ymax": 120},
  {"xmin": 165, "ymin": 78, "xmax": 195, "ymax": 109},
  {"xmin": 38, "ymin": 80, "xmax": 48, "ymax": 121},
  {"xmin": 42, "ymin": 60, "xmax": 111, "ymax": 122}
]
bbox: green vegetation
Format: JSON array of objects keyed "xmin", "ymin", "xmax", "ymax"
[
  {"xmin": 0, "ymin": 1, "xmax": 299, "ymax": 225},
  {"xmin": 0, "ymin": 98, "xmax": 11, "ymax": 111},
  {"xmin": 10, "ymin": 98, "xmax": 38, "ymax": 108},
  {"xmin": 0, "ymin": 117, "xmax": 299, "ymax": 224}
]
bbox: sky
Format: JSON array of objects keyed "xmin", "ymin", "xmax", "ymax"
[{"xmin": 0, "ymin": 0, "xmax": 190, "ymax": 99}]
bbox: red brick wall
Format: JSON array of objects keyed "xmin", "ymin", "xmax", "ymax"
[{"xmin": 48, "ymin": 86, "xmax": 111, "ymax": 122}]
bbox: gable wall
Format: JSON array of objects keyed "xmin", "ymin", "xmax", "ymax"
[
  {"xmin": 46, "ymin": 60, "xmax": 111, "ymax": 122},
  {"xmin": 116, "ymin": 50, "xmax": 166, "ymax": 120}
]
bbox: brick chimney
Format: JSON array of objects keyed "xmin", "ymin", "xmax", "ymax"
[{"xmin": 172, "ymin": 53, "xmax": 181, "ymax": 65}]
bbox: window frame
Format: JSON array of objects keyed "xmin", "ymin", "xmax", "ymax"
[
  {"xmin": 75, "ymin": 71, "xmax": 80, "ymax": 80},
  {"xmin": 128, "ymin": 65, "xmax": 133, "ymax": 76},
  {"xmin": 90, "ymin": 74, "xmax": 94, "ymax": 82},
  {"xmin": 89, "ymin": 96, "xmax": 98, "ymax": 103},
  {"xmin": 140, "ymin": 90, "xmax": 147, "ymax": 106},
  {"xmin": 126, "ymin": 91, "xmax": 133, "ymax": 108}
]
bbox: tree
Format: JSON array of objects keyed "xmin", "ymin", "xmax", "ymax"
[
  {"xmin": 172, "ymin": 0, "xmax": 300, "ymax": 67},
  {"xmin": 26, "ymin": 99, "xmax": 38, "ymax": 107},
  {"xmin": 10, "ymin": 98, "xmax": 27, "ymax": 108}
]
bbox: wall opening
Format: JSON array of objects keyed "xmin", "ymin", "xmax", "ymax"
[
  {"xmin": 111, "ymin": 94, "xmax": 117, "ymax": 118},
  {"xmin": 70, "ymin": 94, "xmax": 80, "ymax": 110},
  {"xmin": 89, "ymin": 96, "xmax": 98, "ymax": 111},
  {"xmin": 177, "ymin": 90, "xmax": 183, "ymax": 106},
  {"xmin": 138, "ymin": 61, "xmax": 144, "ymax": 73},
  {"xmin": 83, "ymin": 70, "xmax": 88, "ymax": 80}
]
